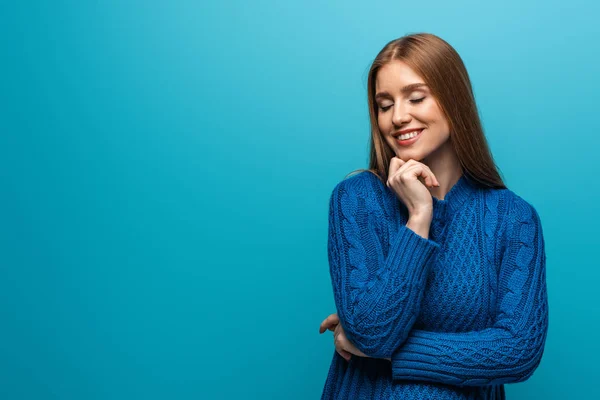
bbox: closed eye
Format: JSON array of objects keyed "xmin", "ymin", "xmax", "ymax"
[{"xmin": 378, "ymin": 97, "xmax": 425, "ymax": 112}]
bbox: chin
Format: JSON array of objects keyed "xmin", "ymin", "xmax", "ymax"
[{"xmin": 396, "ymin": 151, "xmax": 424, "ymax": 162}]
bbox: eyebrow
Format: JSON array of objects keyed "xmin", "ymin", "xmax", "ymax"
[{"xmin": 375, "ymin": 83, "xmax": 428, "ymax": 100}]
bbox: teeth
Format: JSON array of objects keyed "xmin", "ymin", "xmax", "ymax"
[{"xmin": 398, "ymin": 130, "xmax": 422, "ymax": 140}]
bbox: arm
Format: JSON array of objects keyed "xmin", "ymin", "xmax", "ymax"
[
  {"xmin": 389, "ymin": 197, "xmax": 549, "ymax": 386},
  {"xmin": 327, "ymin": 173, "xmax": 440, "ymax": 359}
]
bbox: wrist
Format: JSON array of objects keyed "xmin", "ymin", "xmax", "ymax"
[
  {"xmin": 406, "ymin": 215, "xmax": 431, "ymax": 239},
  {"xmin": 408, "ymin": 205, "xmax": 433, "ymax": 219},
  {"xmin": 406, "ymin": 217, "xmax": 431, "ymax": 239}
]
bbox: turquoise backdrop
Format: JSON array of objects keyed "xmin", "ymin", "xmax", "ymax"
[{"xmin": 1, "ymin": 1, "xmax": 598, "ymax": 398}]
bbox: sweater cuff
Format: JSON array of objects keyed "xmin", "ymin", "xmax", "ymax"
[{"xmin": 388, "ymin": 224, "xmax": 440, "ymax": 267}]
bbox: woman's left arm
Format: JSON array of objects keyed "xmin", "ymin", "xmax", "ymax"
[{"xmin": 387, "ymin": 197, "xmax": 549, "ymax": 386}]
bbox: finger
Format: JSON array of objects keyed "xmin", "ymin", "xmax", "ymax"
[
  {"xmin": 319, "ymin": 313, "xmax": 340, "ymax": 334},
  {"xmin": 319, "ymin": 318, "xmax": 330, "ymax": 334},
  {"xmin": 388, "ymin": 159, "xmax": 416, "ymax": 186},
  {"xmin": 334, "ymin": 336, "xmax": 351, "ymax": 360},
  {"xmin": 334, "ymin": 326, "xmax": 342, "ymax": 342},
  {"xmin": 319, "ymin": 314, "xmax": 333, "ymax": 333},
  {"xmin": 387, "ymin": 157, "xmax": 405, "ymax": 187},
  {"xmin": 419, "ymin": 163, "xmax": 440, "ymax": 186},
  {"xmin": 326, "ymin": 313, "xmax": 339, "ymax": 331},
  {"xmin": 337, "ymin": 349, "xmax": 352, "ymax": 362},
  {"xmin": 403, "ymin": 164, "xmax": 434, "ymax": 187},
  {"xmin": 334, "ymin": 324, "xmax": 347, "ymax": 345},
  {"xmin": 404, "ymin": 163, "xmax": 439, "ymax": 187},
  {"xmin": 389, "ymin": 156, "xmax": 405, "ymax": 174},
  {"xmin": 389, "ymin": 158, "xmax": 416, "ymax": 182},
  {"xmin": 323, "ymin": 322, "xmax": 338, "ymax": 333},
  {"xmin": 333, "ymin": 332, "xmax": 352, "ymax": 361},
  {"xmin": 334, "ymin": 334, "xmax": 352, "ymax": 361},
  {"xmin": 407, "ymin": 161, "xmax": 439, "ymax": 186}
]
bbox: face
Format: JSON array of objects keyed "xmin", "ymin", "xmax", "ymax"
[{"xmin": 375, "ymin": 60, "xmax": 451, "ymax": 164}]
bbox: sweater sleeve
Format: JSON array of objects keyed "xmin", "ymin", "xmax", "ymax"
[
  {"xmin": 327, "ymin": 174, "xmax": 440, "ymax": 358},
  {"xmin": 390, "ymin": 197, "xmax": 549, "ymax": 386}
]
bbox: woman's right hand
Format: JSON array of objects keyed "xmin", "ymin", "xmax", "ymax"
[{"xmin": 387, "ymin": 157, "xmax": 439, "ymax": 218}]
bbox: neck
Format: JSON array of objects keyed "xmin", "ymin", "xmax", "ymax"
[{"xmin": 422, "ymin": 141, "xmax": 463, "ymax": 201}]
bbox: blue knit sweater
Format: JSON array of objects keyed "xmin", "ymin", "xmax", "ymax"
[{"xmin": 321, "ymin": 170, "xmax": 548, "ymax": 400}]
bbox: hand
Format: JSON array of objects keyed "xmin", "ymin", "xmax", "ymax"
[
  {"xmin": 334, "ymin": 323, "xmax": 368, "ymax": 361},
  {"xmin": 319, "ymin": 313, "xmax": 368, "ymax": 361},
  {"xmin": 387, "ymin": 157, "xmax": 439, "ymax": 217}
]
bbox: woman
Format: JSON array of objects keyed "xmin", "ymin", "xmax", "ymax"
[{"xmin": 318, "ymin": 33, "xmax": 548, "ymax": 399}]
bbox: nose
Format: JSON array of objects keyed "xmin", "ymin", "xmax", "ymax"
[{"xmin": 392, "ymin": 103, "xmax": 411, "ymax": 127}]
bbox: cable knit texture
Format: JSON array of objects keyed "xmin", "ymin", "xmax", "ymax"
[{"xmin": 321, "ymin": 170, "xmax": 548, "ymax": 400}]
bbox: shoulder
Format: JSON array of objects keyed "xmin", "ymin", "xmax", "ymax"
[
  {"xmin": 330, "ymin": 170, "xmax": 385, "ymax": 200},
  {"xmin": 329, "ymin": 170, "xmax": 390, "ymax": 216},
  {"xmin": 481, "ymin": 186, "xmax": 541, "ymax": 219},
  {"xmin": 505, "ymin": 189, "xmax": 541, "ymax": 223},
  {"xmin": 491, "ymin": 188, "xmax": 543, "ymax": 240}
]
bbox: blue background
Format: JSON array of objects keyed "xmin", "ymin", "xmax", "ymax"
[{"xmin": 1, "ymin": 1, "xmax": 598, "ymax": 398}]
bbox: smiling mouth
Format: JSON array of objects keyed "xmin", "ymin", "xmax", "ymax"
[{"xmin": 395, "ymin": 129, "xmax": 424, "ymax": 142}]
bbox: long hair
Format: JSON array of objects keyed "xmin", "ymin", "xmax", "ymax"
[{"xmin": 348, "ymin": 32, "xmax": 506, "ymax": 190}]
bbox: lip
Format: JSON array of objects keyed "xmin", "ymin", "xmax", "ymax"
[
  {"xmin": 393, "ymin": 127, "xmax": 425, "ymax": 136},
  {"xmin": 395, "ymin": 128, "xmax": 424, "ymax": 146}
]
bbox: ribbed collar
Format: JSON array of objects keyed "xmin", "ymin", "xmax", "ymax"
[{"xmin": 432, "ymin": 172, "xmax": 479, "ymax": 219}]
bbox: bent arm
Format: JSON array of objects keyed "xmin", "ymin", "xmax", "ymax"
[
  {"xmin": 328, "ymin": 174, "xmax": 439, "ymax": 359},
  {"xmin": 389, "ymin": 198, "xmax": 549, "ymax": 386}
]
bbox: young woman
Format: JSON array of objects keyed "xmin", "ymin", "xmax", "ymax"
[{"xmin": 318, "ymin": 33, "xmax": 548, "ymax": 399}]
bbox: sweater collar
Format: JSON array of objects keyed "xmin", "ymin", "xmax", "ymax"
[{"xmin": 432, "ymin": 172, "xmax": 478, "ymax": 217}]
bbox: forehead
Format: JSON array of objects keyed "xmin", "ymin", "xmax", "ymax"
[{"xmin": 375, "ymin": 60, "xmax": 425, "ymax": 91}]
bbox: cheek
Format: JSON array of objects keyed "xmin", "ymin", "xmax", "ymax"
[
  {"xmin": 420, "ymin": 102, "xmax": 444, "ymax": 123},
  {"xmin": 377, "ymin": 114, "xmax": 391, "ymax": 131}
]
